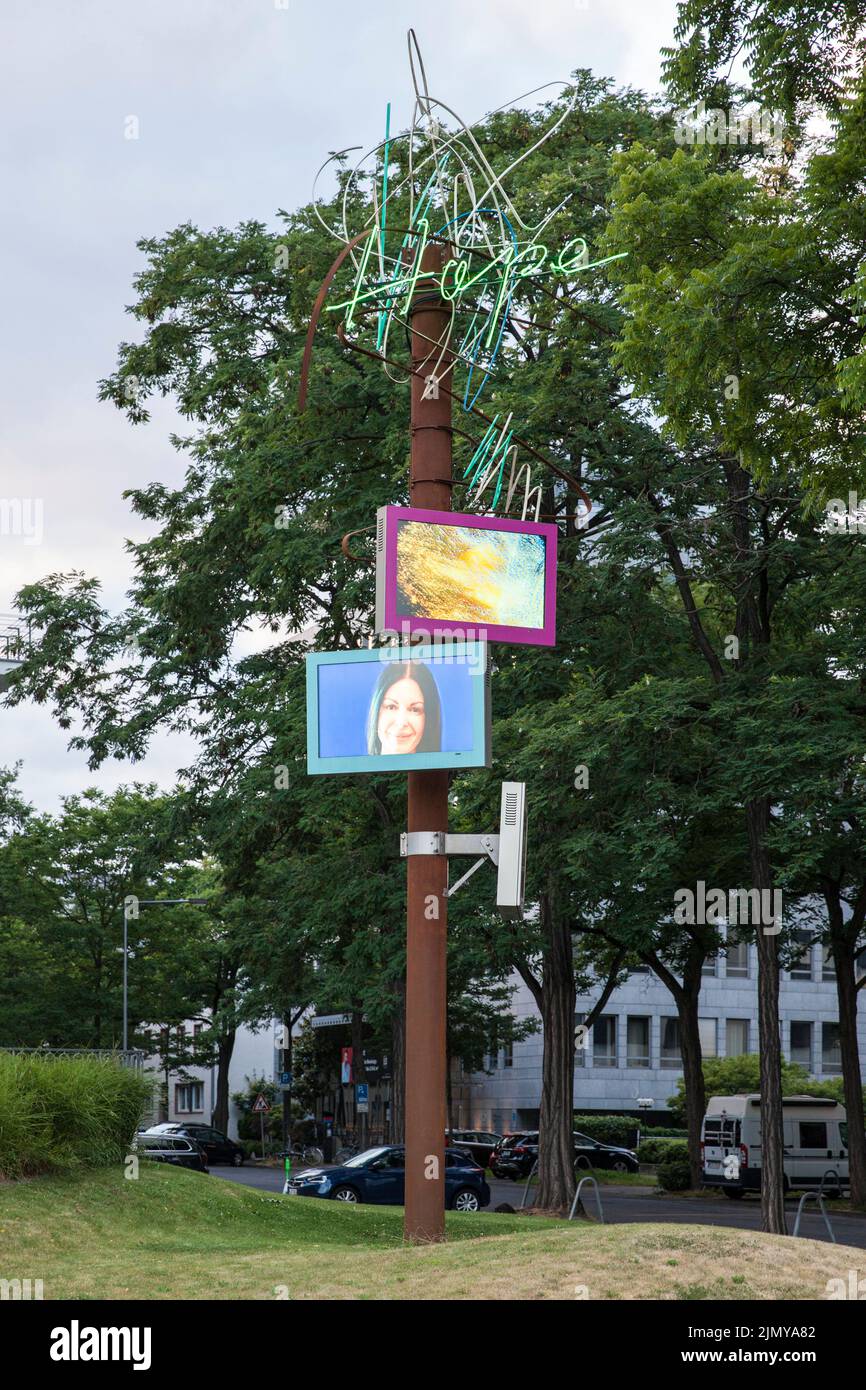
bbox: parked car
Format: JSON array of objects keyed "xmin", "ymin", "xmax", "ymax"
[
  {"xmin": 285, "ymin": 1145, "xmax": 491, "ymax": 1211},
  {"xmin": 134, "ymin": 1133, "xmax": 208, "ymax": 1173},
  {"xmin": 702, "ymin": 1093, "xmax": 849, "ymax": 1198},
  {"xmin": 445, "ymin": 1129, "xmax": 501, "ymax": 1169},
  {"xmin": 488, "ymin": 1132, "xmax": 529, "ymax": 1177},
  {"xmin": 145, "ymin": 1123, "xmax": 245, "ymax": 1167},
  {"xmin": 491, "ymin": 1130, "xmax": 639, "ymax": 1179}
]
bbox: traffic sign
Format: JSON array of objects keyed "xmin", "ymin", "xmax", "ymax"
[
  {"xmin": 356, "ymin": 1082, "xmax": 369, "ymax": 1114},
  {"xmin": 279, "ymin": 1071, "xmax": 292, "ymax": 1088},
  {"xmin": 252, "ymin": 1093, "xmax": 271, "ymax": 1113}
]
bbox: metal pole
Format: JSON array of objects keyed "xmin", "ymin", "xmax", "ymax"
[
  {"xmin": 121, "ymin": 897, "xmax": 205, "ymax": 1056},
  {"xmin": 404, "ymin": 241, "xmax": 452, "ymax": 1243},
  {"xmin": 122, "ymin": 905, "xmax": 128, "ymax": 1053}
]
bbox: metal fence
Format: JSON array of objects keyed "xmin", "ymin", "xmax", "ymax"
[
  {"xmin": 0, "ymin": 615, "xmax": 29, "ymax": 662},
  {"xmin": 0, "ymin": 1046, "xmax": 146, "ymax": 1070}
]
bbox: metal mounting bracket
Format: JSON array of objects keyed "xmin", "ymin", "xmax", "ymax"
[{"xmin": 399, "ymin": 831, "xmax": 500, "ymax": 900}]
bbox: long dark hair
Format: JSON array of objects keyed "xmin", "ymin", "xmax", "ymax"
[{"xmin": 366, "ymin": 660, "xmax": 442, "ymax": 755}]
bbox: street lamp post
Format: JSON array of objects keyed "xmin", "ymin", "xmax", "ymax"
[{"xmin": 122, "ymin": 897, "xmax": 209, "ymax": 1051}]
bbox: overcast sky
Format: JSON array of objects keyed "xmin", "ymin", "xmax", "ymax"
[{"xmin": 1, "ymin": 0, "xmax": 678, "ymax": 812}]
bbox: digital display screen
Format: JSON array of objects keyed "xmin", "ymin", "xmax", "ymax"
[
  {"xmin": 306, "ymin": 642, "xmax": 490, "ymax": 774},
  {"xmin": 395, "ymin": 519, "xmax": 547, "ymax": 630},
  {"xmin": 376, "ymin": 507, "xmax": 556, "ymax": 646}
]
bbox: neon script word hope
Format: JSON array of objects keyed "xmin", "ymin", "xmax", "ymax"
[{"xmin": 329, "ymin": 221, "xmax": 626, "ymax": 337}]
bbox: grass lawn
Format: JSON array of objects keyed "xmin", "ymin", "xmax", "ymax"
[
  {"xmin": 516, "ymin": 1169, "xmax": 656, "ymax": 1187},
  {"xmin": 1, "ymin": 1163, "xmax": 862, "ymax": 1300}
]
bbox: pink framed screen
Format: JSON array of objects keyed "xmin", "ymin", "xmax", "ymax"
[{"xmin": 375, "ymin": 506, "xmax": 557, "ymax": 646}]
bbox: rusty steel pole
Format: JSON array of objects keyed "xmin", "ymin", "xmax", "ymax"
[{"xmin": 404, "ymin": 241, "xmax": 452, "ymax": 1242}]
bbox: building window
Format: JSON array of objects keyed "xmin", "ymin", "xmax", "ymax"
[
  {"xmin": 822, "ymin": 946, "xmax": 837, "ymax": 982},
  {"xmin": 660, "ymin": 1017, "xmax": 681, "ymax": 1069},
  {"xmin": 574, "ymin": 1012, "xmax": 587, "ymax": 1069},
  {"xmin": 822, "ymin": 1022, "xmax": 842, "ymax": 1074},
  {"xmin": 176, "ymin": 1082, "xmax": 203, "ymax": 1113},
  {"xmin": 593, "ymin": 1015, "xmax": 617, "ymax": 1068},
  {"xmin": 626, "ymin": 1016, "xmax": 650, "ymax": 1068},
  {"xmin": 725, "ymin": 938, "xmax": 749, "ymax": 977},
  {"xmin": 502, "ymin": 1039, "xmax": 513, "ymax": 1069},
  {"xmin": 702, "ymin": 955, "xmax": 717, "ymax": 977},
  {"xmin": 726, "ymin": 1018, "xmax": 749, "ymax": 1056},
  {"xmin": 193, "ymin": 1022, "xmax": 203, "ymax": 1037},
  {"xmin": 699, "ymin": 1017, "xmax": 717, "ymax": 1057},
  {"xmin": 790, "ymin": 931, "xmax": 814, "ymax": 980},
  {"xmin": 790, "ymin": 1020, "xmax": 813, "ymax": 1069}
]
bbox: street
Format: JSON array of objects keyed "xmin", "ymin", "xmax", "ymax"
[{"xmin": 211, "ymin": 1165, "xmax": 866, "ymax": 1248}]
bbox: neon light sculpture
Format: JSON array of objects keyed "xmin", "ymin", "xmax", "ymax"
[{"xmin": 301, "ymin": 30, "xmax": 613, "ymax": 524}]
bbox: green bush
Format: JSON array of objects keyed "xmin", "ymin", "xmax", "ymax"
[
  {"xmin": 638, "ymin": 1137, "xmax": 689, "ymax": 1165},
  {"xmin": 0, "ymin": 1052, "xmax": 152, "ymax": 1179},
  {"xmin": 572, "ymin": 1114, "xmax": 638, "ymax": 1146},
  {"xmin": 657, "ymin": 1159, "xmax": 693, "ymax": 1192}
]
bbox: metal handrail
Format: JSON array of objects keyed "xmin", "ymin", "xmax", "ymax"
[
  {"xmin": 569, "ymin": 1173, "xmax": 605, "ymax": 1223},
  {"xmin": 791, "ymin": 1169, "xmax": 839, "ymax": 1242}
]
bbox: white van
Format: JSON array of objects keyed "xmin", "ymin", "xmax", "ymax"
[{"xmin": 701, "ymin": 1094, "xmax": 848, "ymax": 1198}]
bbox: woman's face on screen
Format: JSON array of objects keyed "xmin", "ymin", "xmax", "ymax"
[{"xmin": 377, "ymin": 676, "xmax": 426, "ymax": 754}]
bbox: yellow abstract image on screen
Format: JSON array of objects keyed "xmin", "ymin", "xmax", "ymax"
[{"xmin": 396, "ymin": 521, "xmax": 545, "ymax": 627}]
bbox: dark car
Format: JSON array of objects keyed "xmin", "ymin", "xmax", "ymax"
[
  {"xmin": 145, "ymin": 1123, "xmax": 245, "ymax": 1167},
  {"xmin": 488, "ymin": 1132, "xmax": 531, "ymax": 1177},
  {"xmin": 491, "ymin": 1130, "xmax": 639, "ymax": 1179},
  {"xmin": 134, "ymin": 1133, "xmax": 208, "ymax": 1172},
  {"xmin": 446, "ymin": 1129, "xmax": 501, "ymax": 1170},
  {"xmin": 286, "ymin": 1145, "xmax": 491, "ymax": 1212}
]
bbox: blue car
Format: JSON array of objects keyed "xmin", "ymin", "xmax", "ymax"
[{"xmin": 285, "ymin": 1145, "xmax": 490, "ymax": 1211}]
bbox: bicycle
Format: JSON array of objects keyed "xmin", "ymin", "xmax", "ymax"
[{"xmin": 279, "ymin": 1143, "xmax": 325, "ymax": 1167}]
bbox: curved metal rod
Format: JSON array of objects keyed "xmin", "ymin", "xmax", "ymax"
[
  {"xmin": 520, "ymin": 1158, "xmax": 538, "ymax": 1209},
  {"xmin": 297, "ymin": 229, "xmax": 377, "ymax": 413},
  {"xmin": 569, "ymin": 1172, "xmax": 604, "ymax": 1223},
  {"xmin": 340, "ymin": 524, "xmax": 376, "ymax": 564},
  {"xmin": 791, "ymin": 1189, "xmax": 836, "ymax": 1243}
]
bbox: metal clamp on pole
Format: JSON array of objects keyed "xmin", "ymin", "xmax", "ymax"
[
  {"xmin": 399, "ymin": 831, "xmax": 501, "ymax": 899},
  {"xmin": 400, "ymin": 832, "xmax": 447, "ymax": 856}
]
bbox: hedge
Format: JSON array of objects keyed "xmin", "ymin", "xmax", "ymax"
[
  {"xmin": 0, "ymin": 1052, "xmax": 152, "ymax": 1179},
  {"xmin": 638, "ymin": 1137, "xmax": 689, "ymax": 1165},
  {"xmin": 572, "ymin": 1114, "xmax": 638, "ymax": 1146},
  {"xmin": 657, "ymin": 1159, "xmax": 693, "ymax": 1192},
  {"xmin": 573, "ymin": 1114, "xmax": 687, "ymax": 1148}
]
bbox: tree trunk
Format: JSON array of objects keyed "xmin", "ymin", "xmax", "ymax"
[
  {"xmin": 677, "ymin": 954, "xmax": 706, "ymax": 1190},
  {"xmin": 748, "ymin": 795, "xmax": 787, "ymax": 1233},
  {"xmin": 644, "ymin": 943, "xmax": 706, "ymax": 1188},
  {"xmin": 833, "ymin": 940, "xmax": 866, "ymax": 1206},
  {"xmin": 536, "ymin": 889, "xmax": 576, "ymax": 1210},
  {"xmin": 390, "ymin": 975, "xmax": 406, "ymax": 1143},
  {"xmin": 212, "ymin": 1027, "xmax": 236, "ymax": 1134}
]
